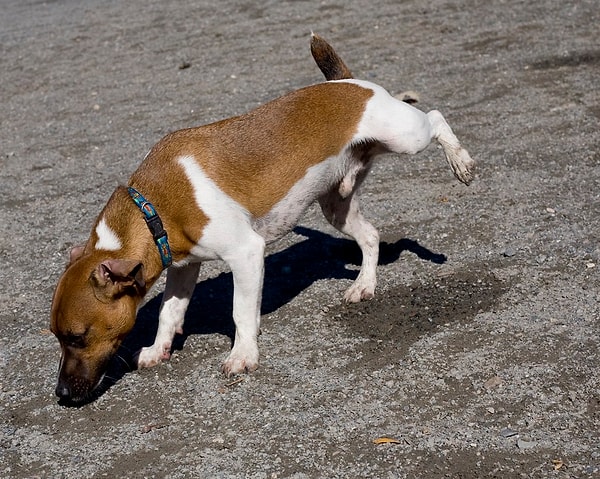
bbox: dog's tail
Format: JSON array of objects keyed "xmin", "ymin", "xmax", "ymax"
[
  {"xmin": 310, "ymin": 33, "xmax": 354, "ymax": 80},
  {"xmin": 310, "ymin": 33, "xmax": 419, "ymax": 104}
]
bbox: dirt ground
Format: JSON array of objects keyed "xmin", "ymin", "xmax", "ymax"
[{"xmin": 1, "ymin": 0, "xmax": 599, "ymax": 477}]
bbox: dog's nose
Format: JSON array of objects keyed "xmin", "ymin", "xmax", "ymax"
[{"xmin": 55, "ymin": 383, "xmax": 71, "ymax": 399}]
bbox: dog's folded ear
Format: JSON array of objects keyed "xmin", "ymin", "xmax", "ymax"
[
  {"xmin": 90, "ymin": 259, "xmax": 146, "ymax": 301},
  {"xmin": 69, "ymin": 245, "xmax": 86, "ymax": 265}
]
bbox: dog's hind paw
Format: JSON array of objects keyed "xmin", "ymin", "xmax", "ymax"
[
  {"xmin": 343, "ymin": 281, "xmax": 375, "ymax": 303},
  {"xmin": 446, "ymin": 146, "xmax": 476, "ymax": 185},
  {"xmin": 136, "ymin": 342, "xmax": 172, "ymax": 369}
]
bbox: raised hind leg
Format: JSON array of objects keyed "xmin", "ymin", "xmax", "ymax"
[
  {"xmin": 354, "ymin": 83, "xmax": 475, "ymax": 184},
  {"xmin": 427, "ymin": 110, "xmax": 476, "ymax": 185}
]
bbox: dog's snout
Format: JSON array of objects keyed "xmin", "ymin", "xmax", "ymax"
[
  {"xmin": 54, "ymin": 356, "xmax": 109, "ymax": 404},
  {"xmin": 55, "ymin": 381, "xmax": 71, "ymax": 399}
]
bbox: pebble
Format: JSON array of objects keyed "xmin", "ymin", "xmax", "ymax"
[
  {"xmin": 517, "ymin": 438, "xmax": 537, "ymax": 450},
  {"xmin": 501, "ymin": 428, "xmax": 519, "ymax": 438},
  {"xmin": 484, "ymin": 376, "xmax": 503, "ymax": 389}
]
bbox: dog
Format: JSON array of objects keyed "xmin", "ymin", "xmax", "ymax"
[{"xmin": 50, "ymin": 34, "xmax": 475, "ymax": 403}]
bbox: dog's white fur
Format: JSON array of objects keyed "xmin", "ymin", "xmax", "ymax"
[
  {"xmin": 136, "ymin": 79, "xmax": 474, "ymax": 375},
  {"xmin": 95, "ymin": 218, "xmax": 122, "ymax": 251}
]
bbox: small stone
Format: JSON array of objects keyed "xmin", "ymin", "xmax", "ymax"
[
  {"xmin": 501, "ymin": 428, "xmax": 518, "ymax": 438},
  {"xmin": 517, "ymin": 438, "xmax": 536, "ymax": 449},
  {"xmin": 484, "ymin": 376, "xmax": 503, "ymax": 389},
  {"xmin": 503, "ymin": 248, "xmax": 516, "ymax": 257}
]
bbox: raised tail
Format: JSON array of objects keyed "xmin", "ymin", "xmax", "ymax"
[
  {"xmin": 310, "ymin": 33, "xmax": 354, "ymax": 80},
  {"xmin": 310, "ymin": 33, "xmax": 419, "ymax": 104}
]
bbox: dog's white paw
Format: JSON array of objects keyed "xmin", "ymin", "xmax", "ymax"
[
  {"xmin": 136, "ymin": 342, "xmax": 172, "ymax": 369},
  {"xmin": 343, "ymin": 281, "xmax": 375, "ymax": 303},
  {"xmin": 221, "ymin": 344, "xmax": 259, "ymax": 377},
  {"xmin": 447, "ymin": 147, "xmax": 475, "ymax": 185}
]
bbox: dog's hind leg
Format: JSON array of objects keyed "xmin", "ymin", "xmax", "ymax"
[
  {"xmin": 357, "ymin": 84, "xmax": 474, "ymax": 184},
  {"xmin": 319, "ymin": 177, "xmax": 379, "ymax": 303},
  {"xmin": 427, "ymin": 110, "xmax": 476, "ymax": 185},
  {"xmin": 136, "ymin": 262, "xmax": 201, "ymax": 368}
]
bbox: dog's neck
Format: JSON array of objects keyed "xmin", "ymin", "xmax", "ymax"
[{"xmin": 88, "ymin": 186, "xmax": 172, "ymax": 288}]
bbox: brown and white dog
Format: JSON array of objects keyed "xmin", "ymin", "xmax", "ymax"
[{"xmin": 50, "ymin": 34, "xmax": 475, "ymax": 403}]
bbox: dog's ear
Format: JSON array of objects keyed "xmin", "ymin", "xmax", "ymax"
[
  {"xmin": 69, "ymin": 245, "xmax": 86, "ymax": 264},
  {"xmin": 91, "ymin": 259, "xmax": 146, "ymax": 301}
]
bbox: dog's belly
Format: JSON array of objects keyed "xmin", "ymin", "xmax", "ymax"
[{"xmin": 252, "ymin": 154, "xmax": 343, "ymax": 243}]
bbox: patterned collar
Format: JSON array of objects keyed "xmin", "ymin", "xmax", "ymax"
[{"xmin": 127, "ymin": 186, "xmax": 173, "ymax": 269}]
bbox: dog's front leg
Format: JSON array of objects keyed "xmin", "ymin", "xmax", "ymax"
[
  {"xmin": 136, "ymin": 262, "xmax": 201, "ymax": 368},
  {"xmin": 221, "ymin": 230, "xmax": 265, "ymax": 377}
]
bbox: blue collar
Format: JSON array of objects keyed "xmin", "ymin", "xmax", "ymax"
[{"xmin": 127, "ymin": 186, "xmax": 173, "ymax": 269}]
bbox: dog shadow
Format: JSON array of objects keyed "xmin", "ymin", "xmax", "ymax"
[{"xmin": 92, "ymin": 226, "xmax": 446, "ymax": 402}]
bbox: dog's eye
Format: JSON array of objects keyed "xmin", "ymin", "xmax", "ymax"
[{"xmin": 65, "ymin": 334, "xmax": 86, "ymax": 349}]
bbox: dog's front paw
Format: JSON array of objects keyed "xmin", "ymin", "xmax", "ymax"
[
  {"xmin": 221, "ymin": 344, "xmax": 259, "ymax": 378},
  {"xmin": 136, "ymin": 342, "xmax": 172, "ymax": 369}
]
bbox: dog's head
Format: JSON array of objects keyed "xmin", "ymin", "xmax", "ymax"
[{"xmin": 50, "ymin": 246, "xmax": 146, "ymax": 404}]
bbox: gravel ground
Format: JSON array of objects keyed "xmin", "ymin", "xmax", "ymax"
[{"xmin": 1, "ymin": 0, "xmax": 599, "ymax": 477}]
